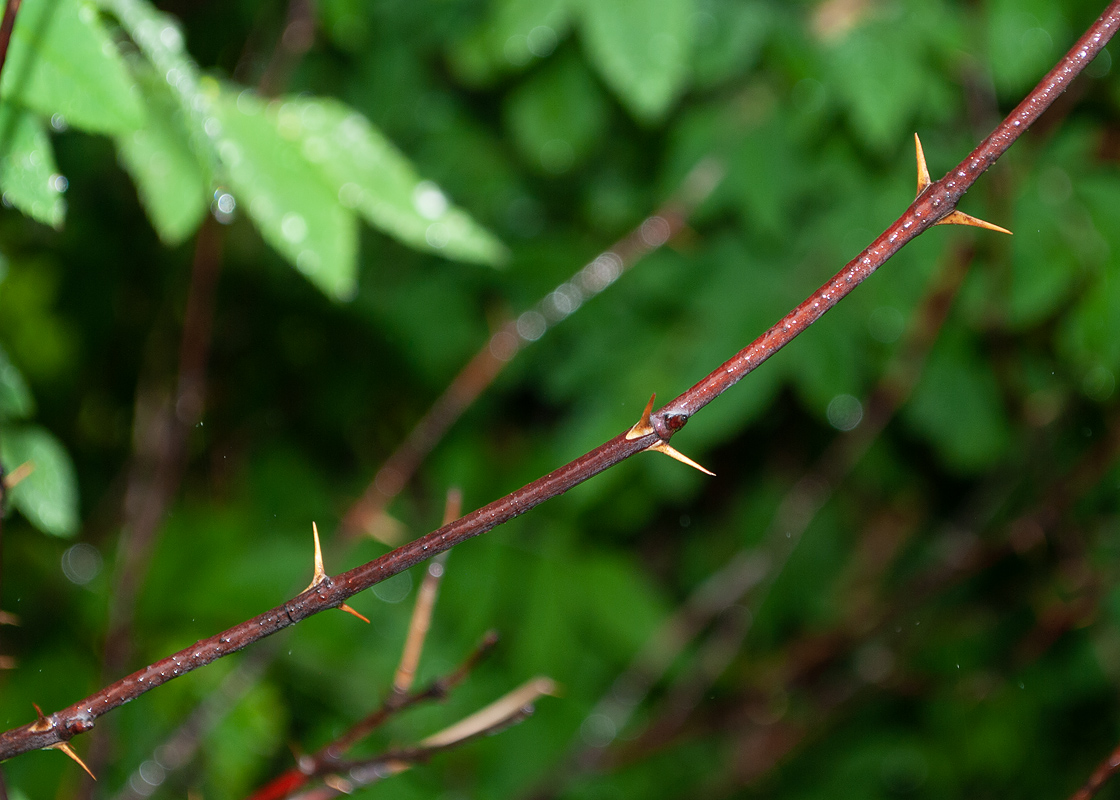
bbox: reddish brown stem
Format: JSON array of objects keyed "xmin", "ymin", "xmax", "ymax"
[
  {"xmin": 0, "ymin": 0, "xmax": 22, "ymax": 83},
  {"xmin": 1068, "ymin": 737, "xmax": 1120, "ymax": 799},
  {"xmin": 0, "ymin": 0, "xmax": 1116, "ymax": 763}
]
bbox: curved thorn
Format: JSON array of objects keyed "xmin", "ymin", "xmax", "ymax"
[
  {"xmin": 338, "ymin": 603, "xmax": 370, "ymax": 624},
  {"xmin": 626, "ymin": 394, "xmax": 657, "ymax": 440},
  {"xmin": 914, "ymin": 133, "xmax": 931, "ymax": 196},
  {"xmin": 51, "ymin": 742, "xmax": 96, "ymax": 780},
  {"xmin": 646, "ymin": 441, "xmax": 715, "ymax": 476},
  {"xmin": 936, "ymin": 209, "xmax": 1012, "ymax": 235},
  {"xmin": 306, "ymin": 522, "xmax": 327, "ymax": 592}
]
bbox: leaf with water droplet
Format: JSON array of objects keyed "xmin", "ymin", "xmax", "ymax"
[
  {"xmin": 2, "ymin": 0, "xmax": 144, "ymax": 134},
  {"xmin": 116, "ymin": 64, "xmax": 210, "ymax": 245},
  {"xmin": 574, "ymin": 0, "xmax": 694, "ymax": 123},
  {"xmin": 0, "ymin": 102, "xmax": 65, "ymax": 228},
  {"xmin": 272, "ymin": 95, "xmax": 507, "ymax": 266},
  {"xmin": 209, "ymin": 87, "xmax": 358, "ymax": 300},
  {"xmin": 0, "ymin": 424, "xmax": 79, "ymax": 537}
]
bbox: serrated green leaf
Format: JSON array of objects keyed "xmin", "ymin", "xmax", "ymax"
[
  {"xmin": 209, "ymin": 87, "xmax": 358, "ymax": 300},
  {"xmin": 1, "ymin": 424, "xmax": 79, "ymax": 537},
  {"xmin": 0, "ymin": 345, "xmax": 34, "ymax": 420},
  {"xmin": 116, "ymin": 66, "xmax": 209, "ymax": 245},
  {"xmin": 266, "ymin": 94, "xmax": 507, "ymax": 266},
  {"xmin": 3, "ymin": 0, "xmax": 144, "ymax": 134},
  {"xmin": 0, "ymin": 103, "xmax": 64, "ymax": 228},
  {"xmin": 575, "ymin": 0, "xmax": 694, "ymax": 123}
]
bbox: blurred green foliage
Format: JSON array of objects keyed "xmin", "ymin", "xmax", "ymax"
[{"xmin": 0, "ymin": 0, "xmax": 1119, "ymax": 798}]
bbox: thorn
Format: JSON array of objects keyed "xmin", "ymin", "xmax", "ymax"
[
  {"xmin": 306, "ymin": 522, "xmax": 327, "ymax": 592},
  {"xmin": 30, "ymin": 703, "xmax": 52, "ymax": 733},
  {"xmin": 915, "ymin": 134, "xmax": 1011, "ymax": 234},
  {"xmin": 645, "ymin": 441, "xmax": 716, "ymax": 476},
  {"xmin": 3, "ymin": 460, "xmax": 34, "ymax": 489},
  {"xmin": 338, "ymin": 603, "xmax": 370, "ymax": 624},
  {"xmin": 914, "ymin": 133, "xmax": 931, "ymax": 195},
  {"xmin": 626, "ymin": 395, "xmax": 657, "ymax": 440},
  {"xmin": 306, "ymin": 523, "xmax": 370, "ymax": 623},
  {"xmin": 51, "ymin": 742, "xmax": 96, "ymax": 780},
  {"xmin": 936, "ymin": 209, "xmax": 1012, "ymax": 235}
]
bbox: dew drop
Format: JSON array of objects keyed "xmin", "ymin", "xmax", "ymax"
[
  {"xmin": 412, "ymin": 181, "xmax": 448, "ymax": 220},
  {"xmin": 281, "ymin": 212, "xmax": 308, "ymax": 242}
]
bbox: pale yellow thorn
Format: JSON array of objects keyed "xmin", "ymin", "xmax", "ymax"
[
  {"xmin": 646, "ymin": 441, "xmax": 716, "ymax": 476},
  {"xmin": 936, "ymin": 209, "xmax": 1012, "ymax": 235},
  {"xmin": 626, "ymin": 394, "xmax": 657, "ymax": 440},
  {"xmin": 914, "ymin": 133, "xmax": 1011, "ymax": 234},
  {"xmin": 306, "ymin": 522, "xmax": 369, "ymax": 623},
  {"xmin": 306, "ymin": 522, "xmax": 327, "ymax": 591},
  {"xmin": 51, "ymin": 742, "xmax": 96, "ymax": 780},
  {"xmin": 914, "ymin": 133, "xmax": 932, "ymax": 195}
]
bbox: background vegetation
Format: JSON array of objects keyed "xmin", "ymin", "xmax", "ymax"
[{"xmin": 1, "ymin": 0, "xmax": 1119, "ymax": 797}]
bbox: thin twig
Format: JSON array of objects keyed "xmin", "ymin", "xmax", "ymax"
[
  {"xmin": 1, "ymin": 0, "xmax": 1117, "ymax": 762},
  {"xmin": 1068, "ymin": 733, "xmax": 1120, "ymax": 798},
  {"xmin": 246, "ymin": 631, "xmax": 499, "ymax": 800},
  {"xmin": 289, "ymin": 677, "xmax": 558, "ymax": 800},
  {"xmin": 394, "ymin": 489, "xmax": 460, "ymax": 694}
]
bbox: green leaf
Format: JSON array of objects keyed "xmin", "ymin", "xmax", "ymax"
[
  {"xmin": 266, "ymin": 94, "xmax": 507, "ymax": 266},
  {"xmin": 903, "ymin": 334, "xmax": 1012, "ymax": 473},
  {"xmin": 575, "ymin": 0, "xmax": 694, "ymax": 123},
  {"xmin": 0, "ymin": 344, "xmax": 34, "ymax": 420},
  {"xmin": 505, "ymin": 51, "xmax": 609, "ymax": 174},
  {"xmin": 116, "ymin": 65, "xmax": 210, "ymax": 245},
  {"xmin": 0, "ymin": 103, "xmax": 64, "ymax": 228},
  {"xmin": 209, "ymin": 86, "xmax": 358, "ymax": 300},
  {"xmin": 690, "ymin": 0, "xmax": 771, "ymax": 89},
  {"xmin": 1, "ymin": 424, "xmax": 79, "ymax": 537},
  {"xmin": 2, "ymin": 0, "xmax": 144, "ymax": 134},
  {"xmin": 446, "ymin": 0, "xmax": 570, "ymax": 85}
]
